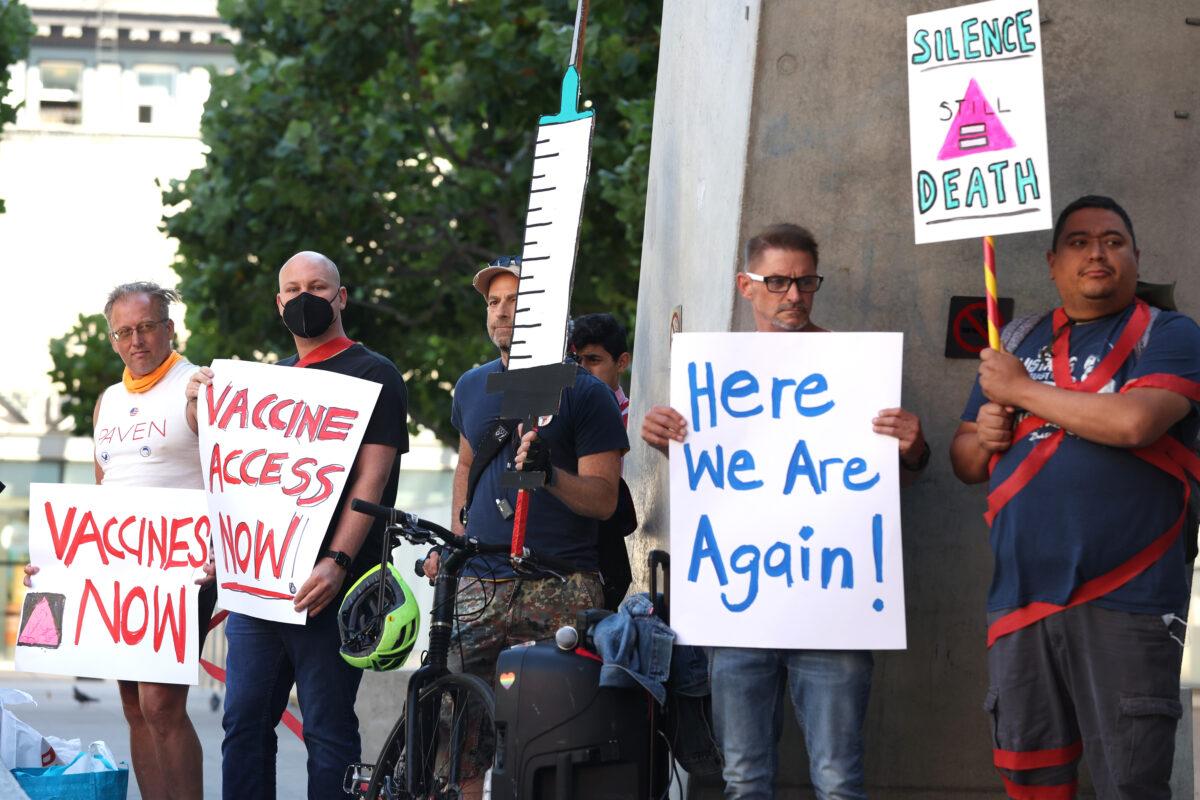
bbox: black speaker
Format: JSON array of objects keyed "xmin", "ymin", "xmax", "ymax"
[{"xmin": 490, "ymin": 639, "xmax": 660, "ymax": 800}]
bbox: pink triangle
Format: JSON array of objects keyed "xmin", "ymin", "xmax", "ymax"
[
  {"xmin": 18, "ymin": 597, "xmax": 61, "ymax": 648},
  {"xmin": 937, "ymin": 78, "xmax": 1016, "ymax": 160}
]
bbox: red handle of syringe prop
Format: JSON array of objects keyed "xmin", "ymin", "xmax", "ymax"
[
  {"xmin": 511, "ymin": 489, "xmax": 530, "ymax": 558},
  {"xmin": 510, "ymin": 419, "xmax": 539, "ymax": 558}
]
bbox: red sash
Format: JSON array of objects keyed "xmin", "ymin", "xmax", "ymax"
[
  {"xmin": 295, "ymin": 336, "xmax": 356, "ymax": 368},
  {"xmin": 985, "ymin": 301, "xmax": 1200, "ymax": 647}
]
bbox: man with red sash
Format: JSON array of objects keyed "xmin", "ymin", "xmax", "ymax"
[
  {"xmin": 187, "ymin": 251, "xmax": 409, "ymax": 799},
  {"xmin": 950, "ymin": 195, "xmax": 1200, "ymax": 799}
]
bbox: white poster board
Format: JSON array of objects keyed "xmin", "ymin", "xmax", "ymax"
[
  {"xmin": 668, "ymin": 333, "xmax": 906, "ymax": 649},
  {"xmin": 199, "ymin": 359, "xmax": 380, "ymax": 624},
  {"xmin": 16, "ymin": 484, "xmax": 208, "ymax": 684},
  {"xmin": 906, "ymin": 0, "xmax": 1051, "ymax": 243}
]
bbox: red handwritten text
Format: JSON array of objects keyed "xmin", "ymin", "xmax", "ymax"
[
  {"xmin": 75, "ymin": 579, "xmax": 188, "ymax": 663},
  {"xmin": 205, "ymin": 383, "xmax": 358, "ymax": 443},
  {"xmin": 206, "ymin": 446, "xmax": 344, "ymax": 506},
  {"xmin": 218, "ymin": 512, "xmax": 301, "ymax": 581},
  {"xmin": 43, "ymin": 503, "xmax": 210, "ymax": 569}
]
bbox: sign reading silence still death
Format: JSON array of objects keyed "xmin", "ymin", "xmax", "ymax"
[
  {"xmin": 906, "ymin": 0, "xmax": 1051, "ymax": 244},
  {"xmin": 16, "ymin": 484, "xmax": 209, "ymax": 684},
  {"xmin": 945, "ymin": 295, "xmax": 1015, "ymax": 358},
  {"xmin": 199, "ymin": 359, "xmax": 380, "ymax": 624}
]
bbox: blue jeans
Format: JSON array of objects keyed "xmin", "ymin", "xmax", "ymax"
[
  {"xmin": 710, "ymin": 647, "xmax": 872, "ymax": 800},
  {"xmin": 222, "ymin": 606, "xmax": 364, "ymax": 799}
]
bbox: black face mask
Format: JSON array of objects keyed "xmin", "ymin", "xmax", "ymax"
[{"xmin": 281, "ymin": 291, "xmax": 336, "ymax": 339}]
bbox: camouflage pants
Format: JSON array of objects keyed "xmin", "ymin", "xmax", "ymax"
[{"xmin": 449, "ymin": 572, "xmax": 604, "ymax": 685}]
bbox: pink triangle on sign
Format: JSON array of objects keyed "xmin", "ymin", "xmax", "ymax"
[
  {"xmin": 18, "ymin": 596, "xmax": 61, "ymax": 648},
  {"xmin": 937, "ymin": 78, "xmax": 1016, "ymax": 161}
]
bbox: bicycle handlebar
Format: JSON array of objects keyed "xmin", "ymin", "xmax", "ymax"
[{"xmin": 351, "ymin": 498, "xmax": 578, "ymax": 576}]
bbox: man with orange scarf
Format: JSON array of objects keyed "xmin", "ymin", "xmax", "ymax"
[{"xmin": 27, "ymin": 281, "xmax": 216, "ymax": 800}]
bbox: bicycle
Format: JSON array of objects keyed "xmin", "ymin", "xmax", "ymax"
[{"xmin": 343, "ymin": 498, "xmax": 573, "ymax": 800}]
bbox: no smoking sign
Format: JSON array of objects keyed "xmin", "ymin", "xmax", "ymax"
[{"xmin": 945, "ymin": 295, "xmax": 1014, "ymax": 359}]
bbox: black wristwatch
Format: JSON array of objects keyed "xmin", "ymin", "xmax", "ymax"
[
  {"xmin": 901, "ymin": 441, "xmax": 931, "ymax": 472},
  {"xmin": 323, "ymin": 549, "xmax": 352, "ymax": 570}
]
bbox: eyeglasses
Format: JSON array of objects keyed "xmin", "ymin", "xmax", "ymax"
[
  {"xmin": 489, "ymin": 255, "xmax": 522, "ymax": 267},
  {"xmin": 109, "ymin": 319, "xmax": 169, "ymax": 343},
  {"xmin": 742, "ymin": 272, "xmax": 824, "ymax": 294}
]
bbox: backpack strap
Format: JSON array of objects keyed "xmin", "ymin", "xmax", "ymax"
[
  {"xmin": 1000, "ymin": 312, "xmax": 1047, "ymax": 354},
  {"xmin": 1133, "ymin": 305, "xmax": 1162, "ymax": 359},
  {"xmin": 460, "ymin": 418, "xmax": 519, "ymax": 525}
]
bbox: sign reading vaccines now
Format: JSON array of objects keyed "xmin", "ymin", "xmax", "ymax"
[
  {"xmin": 669, "ymin": 333, "xmax": 907, "ymax": 650},
  {"xmin": 16, "ymin": 484, "xmax": 208, "ymax": 684},
  {"xmin": 906, "ymin": 0, "xmax": 1051, "ymax": 244},
  {"xmin": 199, "ymin": 359, "xmax": 380, "ymax": 624}
]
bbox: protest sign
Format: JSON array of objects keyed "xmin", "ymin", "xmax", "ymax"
[
  {"xmin": 16, "ymin": 484, "xmax": 208, "ymax": 684},
  {"xmin": 907, "ymin": 0, "xmax": 1051, "ymax": 244},
  {"xmin": 669, "ymin": 333, "xmax": 906, "ymax": 649},
  {"xmin": 199, "ymin": 359, "xmax": 380, "ymax": 624}
]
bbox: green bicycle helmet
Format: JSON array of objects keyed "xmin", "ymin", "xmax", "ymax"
[{"xmin": 338, "ymin": 562, "xmax": 421, "ymax": 671}]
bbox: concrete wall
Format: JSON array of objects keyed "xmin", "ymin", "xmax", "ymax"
[
  {"xmin": 626, "ymin": 0, "xmax": 763, "ymax": 575},
  {"xmin": 629, "ymin": 1, "xmax": 1200, "ymax": 796}
]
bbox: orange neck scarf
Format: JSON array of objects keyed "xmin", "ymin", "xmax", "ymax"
[{"xmin": 123, "ymin": 351, "xmax": 182, "ymax": 393}]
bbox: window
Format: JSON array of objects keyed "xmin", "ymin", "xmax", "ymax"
[
  {"xmin": 136, "ymin": 69, "xmax": 175, "ymax": 96},
  {"xmin": 134, "ymin": 65, "xmax": 177, "ymax": 126},
  {"xmin": 38, "ymin": 61, "xmax": 83, "ymax": 125}
]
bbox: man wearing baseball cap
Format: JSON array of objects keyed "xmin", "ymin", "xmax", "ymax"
[{"xmin": 424, "ymin": 256, "xmax": 627, "ymax": 688}]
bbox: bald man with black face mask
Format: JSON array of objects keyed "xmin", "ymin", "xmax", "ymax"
[{"xmin": 187, "ymin": 251, "xmax": 410, "ymax": 800}]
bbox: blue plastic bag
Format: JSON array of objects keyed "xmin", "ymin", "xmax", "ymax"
[{"xmin": 10, "ymin": 765, "xmax": 129, "ymax": 800}]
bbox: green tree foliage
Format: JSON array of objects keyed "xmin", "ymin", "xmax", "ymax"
[
  {"xmin": 48, "ymin": 314, "xmax": 123, "ymax": 438},
  {"xmin": 156, "ymin": 0, "xmax": 660, "ymax": 444},
  {"xmin": 0, "ymin": 0, "xmax": 34, "ymax": 215}
]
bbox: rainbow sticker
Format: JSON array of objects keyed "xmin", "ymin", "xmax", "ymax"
[{"xmin": 499, "ymin": 671, "xmax": 516, "ymax": 690}]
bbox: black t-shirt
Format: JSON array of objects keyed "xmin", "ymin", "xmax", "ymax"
[{"xmin": 278, "ymin": 343, "xmax": 409, "ymax": 578}]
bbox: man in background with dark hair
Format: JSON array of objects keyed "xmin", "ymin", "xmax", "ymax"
[
  {"xmin": 950, "ymin": 195, "xmax": 1200, "ymax": 799},
  {"xmin": 570, "ymin": 313, "xmax": 631, "ymax": 426},
  {"xmin": 642, "ymin": 224, "xmax": 928, "ymax": 799}
]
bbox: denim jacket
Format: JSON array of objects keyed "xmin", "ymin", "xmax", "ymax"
[{"xmin": 591, "ymin": 593, "xmax": 675, "ymax": 704}]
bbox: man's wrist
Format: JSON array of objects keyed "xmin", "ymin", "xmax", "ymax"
[
  {"xmin": 901, "ymin": 440, "xmax": 931, "ymax": 471},
  {"xmin": 322, "ymin": 549, "xmax": 352, "ymax": 570}
]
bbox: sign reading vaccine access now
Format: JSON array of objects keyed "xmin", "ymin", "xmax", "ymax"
[
  {"xmin": 668, "ymin": 333, "xmax": 906, "ymax": 650},
  {"xmin": 906, "ymin": 0, "xmax": 1052, "ymax": 244}
]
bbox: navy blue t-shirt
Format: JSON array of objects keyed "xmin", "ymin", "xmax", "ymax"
[
  {"xmin": 961, "ymin": 305, "xmax": 1200, "ymax": 615},
  {"xmin": 451, "ymin": 359, "xmax": 629, "ymax": 578}
]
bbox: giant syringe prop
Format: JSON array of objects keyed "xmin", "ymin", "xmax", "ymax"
[{"xmin": 486, "ymin": 0, "xmax": 594, "ymax": 561}]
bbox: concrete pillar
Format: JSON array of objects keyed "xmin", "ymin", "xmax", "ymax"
[{"xmin": 628, "ymin": 1, "xmax": 1200, "ymax": 796}]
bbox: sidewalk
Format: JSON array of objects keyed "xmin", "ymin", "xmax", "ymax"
[{"xmin": 0, "ymin": 670, "xmax": 308, "ymax": 799}]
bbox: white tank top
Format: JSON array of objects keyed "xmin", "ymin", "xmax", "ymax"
[{"xmin": 94, "ymin": 357, "xmax": 203, "ymax": 489}]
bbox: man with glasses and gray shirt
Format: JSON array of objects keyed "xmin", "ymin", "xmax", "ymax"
[{"xmin": 641, "ymin": 224, "xmax": 928, "ymax": 799}]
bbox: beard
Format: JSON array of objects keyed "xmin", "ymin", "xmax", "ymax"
[
  {"xmin": 771, "ymin": 302, "xmax": 810, "ymax": 332},
  {"xmin": 489, "ymin": 327, "xmax": 512, "ymax": 353}
]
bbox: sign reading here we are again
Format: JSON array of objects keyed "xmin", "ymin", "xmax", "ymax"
[{"xmin": 668, "ymin": 333, "xmax": 906, "ymax": 650}]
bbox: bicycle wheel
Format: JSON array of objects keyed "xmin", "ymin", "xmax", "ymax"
[
  {"xmin": 363, "ymin": 714, "xmax": 407, "ymax": 800},
  {"xmin": 365, "ymin": 673, "xmax": 496, "ymax": 800}
]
